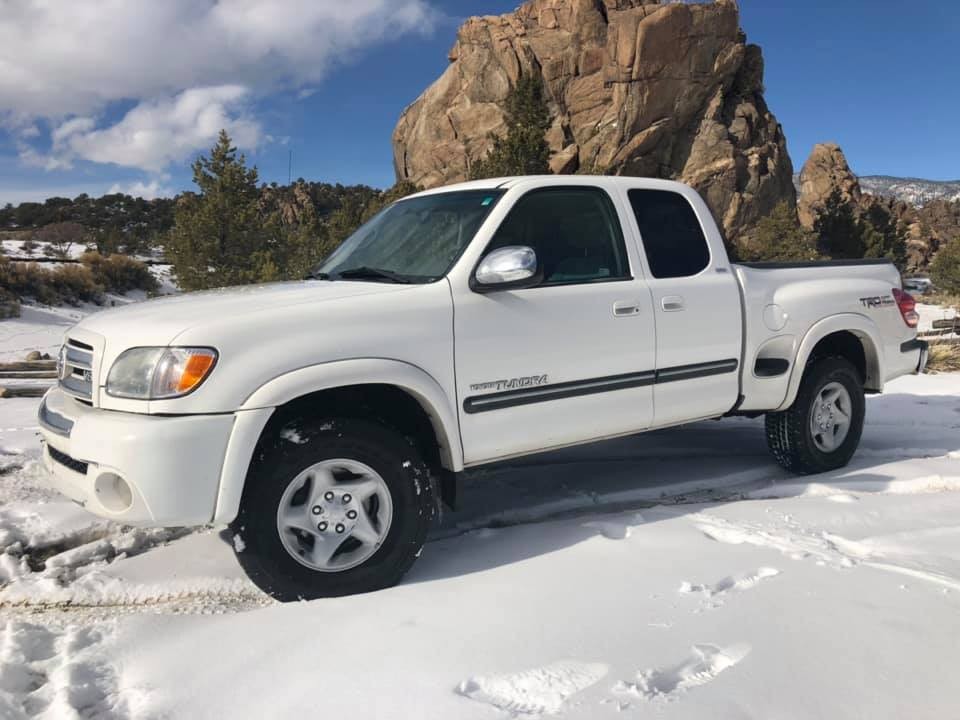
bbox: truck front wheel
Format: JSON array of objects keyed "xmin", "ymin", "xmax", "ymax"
[
  {"xmin": 230, "ymin": 418, "xmax": 435, "ymax": 600},
  {"xmin": 765, "ymin": 356, "xmax": 865, "ymax": 475}
]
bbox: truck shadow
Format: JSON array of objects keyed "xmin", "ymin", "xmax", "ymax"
[{"xmin": 407, "ymin": 390, "xmax": 959, "ymax": 584}]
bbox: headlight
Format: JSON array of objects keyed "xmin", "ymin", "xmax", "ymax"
[{"xmin": 106, "ymin": 347, "xmax": 218, "ymax": 399}]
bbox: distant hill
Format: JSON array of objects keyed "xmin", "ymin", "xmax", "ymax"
[
  {"xmin": 793, "ymin": 173, "xmax": 960, "ymax": 206},
  {"xmin": 857, "ymin": 176, "xmax": 960, "ymax": 206},
  {"xmin": 0, "ymin": 181, "xmax": 383, "ymax": 256}
]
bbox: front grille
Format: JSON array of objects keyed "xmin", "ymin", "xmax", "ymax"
[
  {"xmin": 48, "ymin": 445, "xmax": 89, "ymax": 475},
  {"xmin": 59, "ymin": 337, "xmax": 95, "ymax": 401}
]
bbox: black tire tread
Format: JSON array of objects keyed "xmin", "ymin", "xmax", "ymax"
[
  {"xmin": 765, "ymin": 356, "xmax": 865, "ymax": 475},
  {"xmin": 231, "ymin": 417, "xmax": 435, "ymax": 601}
]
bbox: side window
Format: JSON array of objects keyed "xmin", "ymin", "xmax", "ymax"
[
  {"xmin": 627, "ymin": 189, "xmax": 710, "ymax": 279},
  {"xmin": 487, "ymin": 187, "xmax": 630, "ymax": 285}
]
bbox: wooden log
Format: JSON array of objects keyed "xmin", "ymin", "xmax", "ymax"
[
  {"xmin": 0, "ymin": 371, "xmax": 57, "ymax": 379},
  {"xmin": 0, "ymin": 386, "xmax": 48, "ymax": 398},
  {"xmin": 931, "ymin": 318, "xmax": 960, "ymax": 330},
  {"xmin": 0, "ymin": 361, "xmax": 56, "ymax": 371}
]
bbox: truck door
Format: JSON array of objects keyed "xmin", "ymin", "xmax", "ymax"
[
  {"xmin": 622, "ymin": 188, "xmax": 742, "ymax": 426},
  {"xmin": 453, "ymin": 185, "xmax": 656, "ymax": 465}
]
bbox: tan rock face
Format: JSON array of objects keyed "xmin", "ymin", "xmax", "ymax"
[
  {"xmin": 797, "ymin": 143, "xmax": 863, "ymax": 229},
  {"xmin": 392, "ymin": 0, "xmax": 794, "ymax": 244}
]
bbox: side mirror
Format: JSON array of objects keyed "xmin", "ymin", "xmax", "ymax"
[{"xmin": 472, "ymin": 246, "xmax": 541, "ymax": 292}]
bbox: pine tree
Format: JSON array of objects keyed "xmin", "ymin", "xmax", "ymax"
[
  {"xmin": 860, "ymin": 202, "xmax": 907, "ymax": 269},
  {"xmin": 166, "ymin": 130, "xmax": 269, "ymax": 290},
  {"xmin": 470, "ymin": 73, "xmax": 551, "ymax": 179},
  {"xmin": 814, "ymin": 188, "xmax": 864, "ymax": 259},
  {"xmin": 930, "ymin": 236, "xmax": 960, "ymax": 294},
  {"xmin": 745, "ymin": 203, "xmax": 819, "ymax": 262}
]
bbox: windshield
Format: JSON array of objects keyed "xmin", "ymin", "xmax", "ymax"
[{"xmin": 313, "ymin": 189, "xmax": 506, "ymax": 283}]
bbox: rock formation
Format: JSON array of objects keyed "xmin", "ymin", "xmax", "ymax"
[
  {"xmin": 392, "ymin": 0, "xmax": 795, "ymax": 244},
  {"xmin": 797, "ymin": 143, "xmax": 862, "ymax": 229},
  {"xmin": 796, "ymin": 142, "xmax": 960, "ymax": 270}
]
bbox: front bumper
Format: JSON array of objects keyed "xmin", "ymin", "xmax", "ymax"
[{"xmin": 38, "ymin": 387, "xmax": 235, "ymax": 526}]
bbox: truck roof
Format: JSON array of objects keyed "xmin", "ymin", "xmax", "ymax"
[{"xmin": 406, "ymin": 175, "xmax": 695, "ymax": 199}]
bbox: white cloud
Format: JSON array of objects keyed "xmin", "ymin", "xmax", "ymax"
[
  {"xmin": 0, "ymin": 1, "xmax": 436, "ymax": 117},
  {"xmin": 46, "ymin": 85, "xmax": 261, "ymax": 172},
  {"xmin": 106, "ymin": 179, "xmax": 176, "ymax": 200},
  {"xmin": 0, "ymin": 0, "xmax": 437, "ymax": 174}
]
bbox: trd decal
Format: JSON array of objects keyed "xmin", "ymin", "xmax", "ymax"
[
  {"xmin": 859, "ymin": 295, "xmax": 895, "ymax": 309},
  {"xmin": 470, "ymin": 375, "xmax": 548, "ymax": 392}
]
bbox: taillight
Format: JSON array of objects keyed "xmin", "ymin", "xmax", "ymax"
[{"xmin": 892, "ymin": 288, "xmax": 919, "ymax": 328}]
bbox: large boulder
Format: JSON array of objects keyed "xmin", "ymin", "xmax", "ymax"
[
  {"xmin": 797, "ymin": 142, "xmax": 862, "ymax": 229},
  {"xmin": 392, "ymin": 0, "xmax": 795, "ymax": 245}
]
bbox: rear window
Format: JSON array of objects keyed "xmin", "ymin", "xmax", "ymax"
[{"xmin": 628, "ymin": 189, "xmax": 710, "ymax": 279}]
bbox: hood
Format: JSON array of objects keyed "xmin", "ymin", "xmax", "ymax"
[{"xmin": 74, "ymin": 280, "xmax": 415, "ymax": 347}]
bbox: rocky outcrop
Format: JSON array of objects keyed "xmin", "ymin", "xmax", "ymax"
[
  {"xmin": 392, "ymin": 0, "xmax": 795, "ymax": 244},
  {"xmin": 796, "ymin": 142, "xmax": 960, "ymax": 270},
  {"xmin": 898, "ymin": 198, "xmax": 960, "ymax": 270},
  {"xmin": 797, "ymin": 143, "xmax": 862, "ymax": 229}
]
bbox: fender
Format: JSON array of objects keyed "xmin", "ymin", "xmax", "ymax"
[
  {"xmin": 211, "ymin": 358, "xmax": 463, "ymax": 524},
  {"xmin": 776, "ymin": 313, "xmax": 884, "ymax": 412}
]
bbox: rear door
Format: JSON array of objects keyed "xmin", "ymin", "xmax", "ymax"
[
  {"xmin": 622, "ymin": 188, "xmax": 742, "ymax": 426},
  {"xmin": 453, "ymin": 185, "xmax": 657, "ymax": 464}
]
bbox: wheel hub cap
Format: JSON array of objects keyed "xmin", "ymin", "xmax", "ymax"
[
  {"xmin": 276, "ymin": 459, "xmax": 393, "ymax": 573},
  {"xmin": 809, "ymin": 381, "xmax": 852, "ymax": 453}
]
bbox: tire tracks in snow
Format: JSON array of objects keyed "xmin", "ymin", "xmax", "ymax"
[{"xmin": 693, "ymin": 513, "xmax": 960, "ymax": 592}]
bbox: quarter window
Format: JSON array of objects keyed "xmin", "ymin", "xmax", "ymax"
[
  {"xmin": 486, "ymin": 187, "xmax": 629, "ymax": 286},
  {"xmin": 628, "ymin": 189, "xmax": 710, "ymax": 278}
]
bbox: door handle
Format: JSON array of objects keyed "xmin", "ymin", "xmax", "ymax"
[
  {"xmin": 613, "ymin": 301, "xmax": 641, "ymax": 317},
  {"xmin": 661, "ymin": 295, "xmax": 685, "ymax": 312}
]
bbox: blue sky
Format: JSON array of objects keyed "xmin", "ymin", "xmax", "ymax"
[{"xmin": 0, "ymin": 0, "xmax": 957, "ymax": 205}]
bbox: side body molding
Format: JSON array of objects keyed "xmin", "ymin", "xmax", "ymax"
[
  {"xmin": 213, "ymin": 358, "xmax": 463, "ymax": 524},
  {"xmin": 777, "ymin": 313, "xmax": 884, "ymax": 412}
]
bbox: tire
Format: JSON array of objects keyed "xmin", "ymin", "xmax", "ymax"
[
  {"xmin": 765, "ymin": 356, "xmax": 865, "ymax": 475},
  {"xmin": 230, "ymin": 417, "xmax": 435, "ymax": 601}
]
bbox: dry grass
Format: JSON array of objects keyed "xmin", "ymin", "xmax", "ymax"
[
  {"xmin": 926, "ymin": 342, "xmax": 960, "ymax": 373},
  {"xmin": 922, "ymin": 292, "xmax": 960, "ymax": 310}
]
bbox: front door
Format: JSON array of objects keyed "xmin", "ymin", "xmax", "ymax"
[{"xmin": 453, "ymin": 185, "xmax": 657, "ymax": 465}]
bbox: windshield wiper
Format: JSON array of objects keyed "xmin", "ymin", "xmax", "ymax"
[
  {"xmin": 332, "ymin": 266, "xmax": 414, "ymax": 284},
  {"xmin": 305, "ymin": 270, "xmax": 331, "ymax": 280}
]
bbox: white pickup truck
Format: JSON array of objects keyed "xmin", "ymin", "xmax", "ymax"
[{"xmin": 39, "ymin": 176, "xmax": 928, "ymax": 599}]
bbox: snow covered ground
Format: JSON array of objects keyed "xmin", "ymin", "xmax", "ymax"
[{"xmin": 1, "ymin": 300, "xmax": 959, "ymax": 718}]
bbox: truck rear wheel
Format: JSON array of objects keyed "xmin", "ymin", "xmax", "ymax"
[
  {"xmin": 765, "ymin": 356, "xmax": 865, "ymax": 475},
  {"xmin": 231, "ymin": 417, "xmax": 435, "ymax": 601}
]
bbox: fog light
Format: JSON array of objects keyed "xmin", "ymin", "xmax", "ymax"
[{"xmin": 94, "ymin": 472, "xmax": 133, "ymax": 513}]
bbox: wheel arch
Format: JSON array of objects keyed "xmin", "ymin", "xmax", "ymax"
[
  {"xmin": 212, "ymin": 359, "xmax": 462, "ymax": 524},
  {"xmin": 777, "ymin": 314, "xmax": 883, "ymax": 412}
]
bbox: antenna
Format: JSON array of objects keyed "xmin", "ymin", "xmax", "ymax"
[{"xmin": 288, "ymin": 149, "xmax": 292, "ymax": 185}]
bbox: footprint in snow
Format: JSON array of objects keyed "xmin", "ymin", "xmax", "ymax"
[
  {"xmin": 583, "ymin": 521, "xmax": 631, "ymax": 541},
  {"xmin": 614, "ymin": 643, "xmax": 751, "ymax": 700},
  {"xmin": 582, "ymin": 513, "xmax": 644, "ymax": 541},
  {"xmin": 679, "ymin": 567, "xmax": 780, "ymax": 604},
  {"xmin": 0, "ymin": 621, "xmax": 142, "ymax": 719},
  {"xmin": 457, "ymin": 659, "xmax": 609, "ymax": 715}
]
